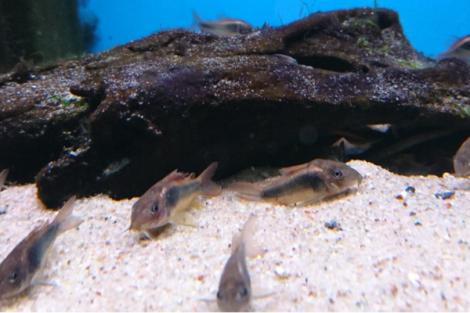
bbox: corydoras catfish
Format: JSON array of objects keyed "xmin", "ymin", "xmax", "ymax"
[
  {"xmin": 437, "ymin": 34, "xmax": 470, "ymax": 61},
  {"xmin": 229, "ymin": 159, "xmax": 362, "ymax": 206},
  {"xmin": 454, "ymin": 136, "xmax": 470, "ymax": 177},
  {"xmin": 217, "ymin": 215, "xmax": 264, "ymax": 312},
  {"xmin": 192, "ymin": 10, "xmax": 253, "ymax": 37},
  {"xmin": 129, "ymin": 162, "xmax": 222, "ymax": 235},
  {"xmin": 0, "ymin": 196, "xmax": 83, "ymax": 299},
  {"xmin": 0, "ymin": 169, "xmax": 8, "ymax": 189}
]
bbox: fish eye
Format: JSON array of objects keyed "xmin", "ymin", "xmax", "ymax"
[
  {"xmin": 8, "ymin": 272, "xmax": 17, "ymax": 283},
  {"xmin": 333, "ymin": 170, "xmax": 342, "ymax": 178},
  {"xmin": 150, "ymin": 204, "xmax": 159, "ymax": 214},
  {"xmin": 216, "ymin": 291, "xmax": 223, "ymax": 299},
  {"xmin": 239, "ymin": 287, "xmax": 248, "ymax": 297}
]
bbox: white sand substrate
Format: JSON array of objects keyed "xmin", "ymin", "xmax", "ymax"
[{"xmin": 0, "ymin": 160, "xmax": 469, "ymax": 311}]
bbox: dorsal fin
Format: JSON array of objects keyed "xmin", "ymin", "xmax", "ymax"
[
  {"xmin": 235, "ymin": 215, "xmax": 264, "ymax": 258},
  {"xmin": 51, "ymin": 196, "xmax": 84, "ymax": 235},
  {"xmin": 161, "ymin": 169, "xmax": 190, "ymax": 183},
  {"xmin": 278, "ymin": 163, "xmax": 310, "ymax": 176}
]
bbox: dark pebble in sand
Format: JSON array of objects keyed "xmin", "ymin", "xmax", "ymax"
[
  {"xmin": 434, "ymin": 191, "xmax": 455, "ymax": 200},
  {"xmin": 405, "ymin": 186, "xmax": 416, "ymax": 193},
  {"xmin": 325, "ymin": 220, "xmax": 342, "ymax": 231}
]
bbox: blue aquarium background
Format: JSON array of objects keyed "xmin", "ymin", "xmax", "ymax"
[{"xmin": 81, "ymin": 0, "xmax": 468, "ymax": 57}]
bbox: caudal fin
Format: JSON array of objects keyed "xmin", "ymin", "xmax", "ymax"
[
  {"xmin": 198, "ymin": 162, "xmax": 222, "ymax": 197},
  {"xmin": 233, "ymin": 214, "xmax": 264, "ymax": 257},
  {"xmin": 190, "ymin": 9, "xmax": 203, "ymax": 31},
  {"xmin": 51, "ymin": 196, "xmax": 84, "ymax": 235},
  {"xmin": 228, "ymin": 181, "xmax": 263, "ymax": 202},
  {"xmin": 0, "ymin": 169, "xmax": 8, "ymax": 188}
]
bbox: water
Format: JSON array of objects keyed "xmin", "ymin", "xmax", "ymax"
[{"xmin": 82, "ymin": 0, "xmax": 469, "ymax": 57}]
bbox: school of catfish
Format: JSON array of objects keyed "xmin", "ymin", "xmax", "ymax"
[
  {"xmin": 0, "ymin": 157, "xmax": 363, "ymax": 310},
  {"xmin": 1, "ymin": 10, "xmax": 470, "ymax": 312},
  {"xmin": 2, "ymin": 134, "xmax": 470, "ymax": 310},
  {"xmin": 0, "ymin": 12, "xmax": 365, "ymax": 309}
]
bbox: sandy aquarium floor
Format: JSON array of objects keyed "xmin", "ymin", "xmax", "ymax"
[{"xmin": 0, "ymin": 160, "xmax": 470, "ymax": 311}]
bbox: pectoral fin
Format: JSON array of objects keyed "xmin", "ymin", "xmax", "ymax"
[
  {"xmin": 31, "ymin": 271, "xmax": 59, "ymax": 288},
  {"xmin": 252, "ymin": 289, "xmax": 276, "ymax": 299},
  {"xmin": 289, "ymin": 195, "xmax": 326, "ymax": 208},
  {"xmin": 199, "ymin": 297, "xmax": 216, "ymax": 303},
  {"xmin": 170, "ymin": 211, "xmax": 198, "ymax": 228}
]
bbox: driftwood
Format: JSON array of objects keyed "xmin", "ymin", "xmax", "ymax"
[{"xmin": 0, "ymin": 8, "xmax": 469, "ymax": 208}]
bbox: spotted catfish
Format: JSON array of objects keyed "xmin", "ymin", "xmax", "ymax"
[
  {"xmin": 0, "ymin": 196, "xmax": 83, "ymax": 299},
  {"xmin": 229, "ymin": 159, "xmax": 362, "ymax": 206},
  {"xmin": 129, "ymin": 162, "xmax": 222, "ymax": 235}
]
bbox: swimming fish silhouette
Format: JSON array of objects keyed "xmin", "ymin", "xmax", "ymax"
[
  {"xmin": 192, "ymin": 10, "xmax": 253, "ymax": 36},
  {"xmin": 0, "ymin": 196, "xmax": 83, "ymax": 299},
  {"xmin": 229, "ymin": 159, "xmax": 362, "ymax": 206}
]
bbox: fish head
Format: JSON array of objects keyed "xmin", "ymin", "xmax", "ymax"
[
  {"xmin": 0, "ymin": 256, "xmax": 29, "ymax": 299},
  {"xmin": 217, "ymin": 279, "xmax": 251, "ymax": 312},
  {"xmin": 129, "ymin": 185, "xmax": 170, "ymax": 232},
  {"xmin": 311, "ymin": 159, "xmax": 363, "ymax": 191}
]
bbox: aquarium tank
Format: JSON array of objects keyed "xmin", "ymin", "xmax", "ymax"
[
  {"xmin": 2, "ymin": 0, "xmax": 470, "ymax": 311},
  {"xmin": 81, "ymin": 0, "xmax": 467, "ymax": 57},
  {"xmin": 0, "ymin": 0, "xmax": 469, "ymax": 201},
  {"xmin": 0, "ymin": 0, "xmax": 468, "ymax": 70}
]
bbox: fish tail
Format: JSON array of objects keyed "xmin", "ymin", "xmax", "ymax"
[
  {"xmin": 238, "ymin": 214, "xmax": 264, "ymax": 257},
  {"xmin": 51, "ymin": 196, "xmax": 84, "ymax": 234},
  {"xmin": 199, "ymin": 162, "xmax": 222, "ymax": 197},
  {"xmin": 192, "ymin": 9, "xmax": 203, "ymax": 23},
  {"xmin": 190, "ymin": 9, "xmax": 203, "ymax": 31},
  {"xmin": 231, "ymin": 234, "xmax": 241, "ymax": 256},
  {"xmin": 436, "ymin": 52, "xmax": 447, "ymax": 61},
  {"xmin": 228, "ymin": 181, "xmax": 263, "ymax": 202},
  {"xmin": 0, "ymin": 169, "xmax": 8, "ymax": 187}
]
